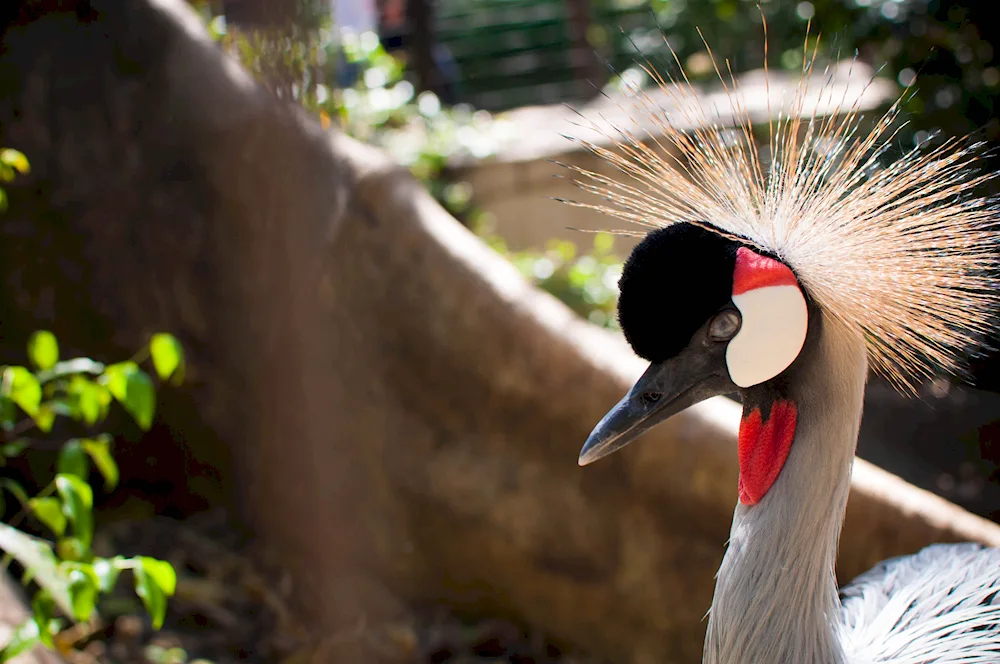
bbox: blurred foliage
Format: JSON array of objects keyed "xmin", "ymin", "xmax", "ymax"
[
  {"xmin": 0, "ymin": 141, "xmax": 185, "ymax": 664},
  {"xmin": 0, "ymin": 147, "xmax": 29, "ymax": 213},
  {"xmin": 327, "ymin": 31, "xmax": 514, "ymax": 228},
  {"xmin": 0, "ymin": 331, "xmax": 184, "ymax": 661},
  {"xmin": 194, "ymin": 5, "xmax": 512, "ymax": 228},
  {"xmin": 188, "ymin": 0, "xmax": 1000, "ymax": 331},
  {"xmin": 870, "ymin": 1, "xmax": 1000, "ymax": 146},
  {"xmin": 189, "ymin": 3, "xmax": 626, "ymax": 325},
  {"xmin": 612, "ymin": 0, "xmax": 999, "ymax": 148},
  {"xmin": 490, "ymin": 233, "xmax": 625, "ymax": 330}
]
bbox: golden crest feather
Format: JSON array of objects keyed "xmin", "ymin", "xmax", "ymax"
[{"xmin": 562, "ymin": 22, "xmax": 1000, "ymax": 393}]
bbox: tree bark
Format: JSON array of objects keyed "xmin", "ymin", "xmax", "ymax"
[{"xmin": 0, "ymin": 2, "xmax": 998, "ymax": 663}]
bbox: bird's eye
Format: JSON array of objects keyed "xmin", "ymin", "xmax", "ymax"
[{"xmin": 709, "ymin": 310, "xmax": 741, "ymax": 341}]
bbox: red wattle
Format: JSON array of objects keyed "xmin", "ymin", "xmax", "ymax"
[
  {"xmin": 737, "ymin": 400, "xmax": 798, "ymax": 505},
  {"xmin": 732, "ymin": 247, "xmax": 798, "ymax": 295}
]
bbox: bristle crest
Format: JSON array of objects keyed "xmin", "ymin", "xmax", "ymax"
[{"xmin": 563, "ymin": 29, "xmax": 1000, "ymax": 393}]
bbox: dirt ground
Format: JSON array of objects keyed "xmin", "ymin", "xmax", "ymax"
[{"xmin": 55, "ymin": 509, "xmax": 603, "ymax": 664}]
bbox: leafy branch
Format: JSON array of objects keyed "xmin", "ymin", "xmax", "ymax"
[{"xmin": 0, "ymin": 328, "xmax": 185, "ymax": 661}]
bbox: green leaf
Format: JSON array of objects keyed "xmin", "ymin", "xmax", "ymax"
[
  {"xmin": 138, "ymin": 557, "xmax": 177, "ymax": 596},
  {"xmin": 26, "ymin": 331, "xmax": 59, "ymax": 371},
  {"xmin": 30, "ymin": 592, "xmax": 54, "ymax": 647},
  {"xmin": 55, "ymin": 474, "xmax": 94, "ymax": 549},
  {"xmin": 0, "ymin": 523, "xmax": 75, "ymax": 618},
  {"xmin": 2, "ymin": 366, "xmax": 41, "ymax": 418},
  {"xmin": 28, "ymin": 497, "xmax": 66, "ymax": 537},
  {"xmin": 0, "ymin": 396, "xmax": 15, "ymax": 430},
  {"xmin": 71, "ymin": 376, "xmax": 111, "ymax": 426},
  {"xmin": 0, "ymin": 439, "xmax": 29, "ymax": 457},
  {"xmin": 77, "ymin": 386, "xmax": 99, "ymax": 425},
  {"xmin": 56, "ymin": 537, "xmax": 86, "ymax": 563},
  {"xmin": 33, "ymin": 404, "xmax": 55, "ymax": 433},
  {"xmin": 0, "ymin": 478, "xmax": 30, "ymax": 508},
  {"xmin": 82, "ymin": 436, "xmax": 118, "ymax": 490},
  {"xmin": 0, "ymin": 617, "xmax": 41, "ymax": 662},
  {"xmin": 100, "ymin": 362, "xmax": 130, "ymax": 401},
  {"xmin": 92, "ymin": 557, "xmax": 122, "ymax": 593},
  {"xmin": 55, "ymin": 475, "xmax": 92, "ymax": 509},
  {"xmin": 133, "ymin": 564, "xmax": 168, "ymax": 630},
  {"xmin": 57, "ymin": 439, "xmax": 89, "ymax": 480},
  {"xmin": 65, "ymin": 567, "xmax": 98, "ymax": 621},
  {"xmin": 149, "ymin": 334, "xmax": 183, "ymax": 381},
  {"xmin": 101, "ymin": 362, "xmax": 156, "ymax": 430},
  {"xmin": 0, "ymin": 148, "xmax": 29, "ymax": 175}
]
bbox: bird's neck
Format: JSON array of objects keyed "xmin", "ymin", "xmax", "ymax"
[{"xmin": 704, "ymin": 319, "xmax": 868, "ymax": 664}]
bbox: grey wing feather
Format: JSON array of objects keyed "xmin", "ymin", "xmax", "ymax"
[{"xmin": 839, "ymin": 543, "xmax": 1000, "ymax": 663}]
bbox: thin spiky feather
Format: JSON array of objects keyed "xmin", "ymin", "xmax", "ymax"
[{"xmin": 562, "ymin": 28, "xmax": 1000, "ymax": 392}]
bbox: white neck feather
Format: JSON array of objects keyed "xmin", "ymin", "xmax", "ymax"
[{"xmin": 704, "ymin": 319, "xmax": 869, "ymax": 664}]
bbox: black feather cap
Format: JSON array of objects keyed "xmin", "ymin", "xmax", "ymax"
[{"xmin": 617, "ymin": 222, "xmax": 743, "ymax": 363}]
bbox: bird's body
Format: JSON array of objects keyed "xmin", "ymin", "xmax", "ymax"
[
  {"xmin": 570, "ymin": 24, "xmax": 1000, "ymax": 663},
  {"xmin": 841, "ymin": 544, "xmax": 1000, "ymax": 663}
]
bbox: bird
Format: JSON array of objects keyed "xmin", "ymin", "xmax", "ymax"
[{"xmin": 566, "ymin": 25, "xmax": 1000, "ymax": 664}]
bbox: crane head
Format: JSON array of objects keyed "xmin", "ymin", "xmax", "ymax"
[{"xmin": 578, "ymin": 222, "xmax": 810, "ymax": 467}]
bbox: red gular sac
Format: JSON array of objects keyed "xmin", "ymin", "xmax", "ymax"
[{"xmin": 737, "ymin": 400, "xmax": 798, "ymax": 505}]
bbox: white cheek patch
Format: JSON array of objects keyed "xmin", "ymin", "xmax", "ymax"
[{"xmin": 726, "ymin": 285, "xmax": 808, "ymax": 388}]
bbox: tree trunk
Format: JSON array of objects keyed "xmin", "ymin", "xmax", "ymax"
[
  {"xmin": 0, "ymin": 2, "xmax": 998, "ymax": 663},
  {"xmin": 221, "ymin": 0, "xmax": 297, "ymax": 29},
  {"xmin": 404, "ymin": 0, "xmax": 446, "ymax": 100},
  {"xmin": 565, "ymin": 0, "xmax": 604, "ymax": 97}
]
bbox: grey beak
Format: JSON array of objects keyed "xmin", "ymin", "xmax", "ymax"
[{"xmin": 578, "ymin": 347, "xmax": 733, "ymax": 466}]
